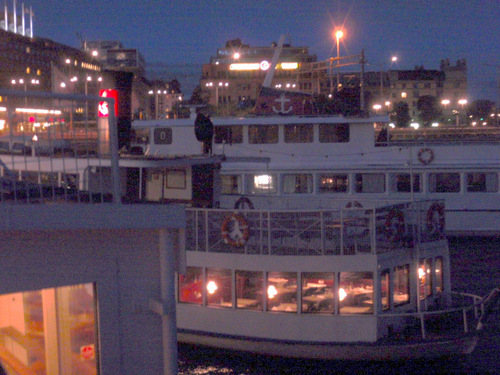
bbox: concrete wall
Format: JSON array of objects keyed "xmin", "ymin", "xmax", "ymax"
[{"xmin": 0, "ymin": 204, "xmax": 185, "ymax": 374}]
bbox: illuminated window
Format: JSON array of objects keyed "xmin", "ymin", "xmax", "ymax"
[
  {"xmin": 355, "ymin": 173, "xmax": 385, "ymax": 193},
  {"xmin": 236, "ymin": 270, "xmax": 263, "ymax": 310},
  {"xmin": 466, "ymin": 172, "xmax": 498, "ymax": 192},
  {"xmin": 214, "ymin": 125, "xmax": 243, "ymax": 144},
  {"xmin": 302, "ymin": 272, "xmax": 334, "ymax": 314},
  {"xmin": 0, "ymin": 283, "xmax": 98, "ymax": 374},
  {"xmin": 178, "ymin": 267, "xmax": 202, "ymax": 304},
  {"xmin": 401, "ymin": 92, "xmax": 407, "ymax": 98},
  {"xmin": 394, "ymin": 265, "xmax": 410, "ymax": 306},
  {"xmin": 221, "ymin": 175, "xmax": 241, "ymax": 194},
  {"xmin": 247, "ymin": 174, "xmax": 277, "ymax": 194},
  {"xmin": 318, "ymin": 174, "xmax": 348, "ymax": 193},
  {"xmin": 390, "ymin": 173, "xmax": 421, "ymax": 193},
  {"xmin": 284, "ymin": 124, "xmax": 313, "ymax": 143},
  {"xmin": 248, "ymin": 125, "xmax": 278, "ymax": 144},
  {"xmin": 381, "ymin": 269, "xmax": 390, "ymax": 310},
  {"xmin": 282, "ymin": 174, "xmax": 312, "ymax": 194},
  {"xmin": 164, "ymin": 170, "xmax": 186, "ymax": 189},
  {"xmin": 428, "ymin": 173, "xmax": 460, "ymax": 193},
  {"xmin": 267, "ymin": 272, "xmax": 297, "ymax": 313},
  {"xmin": 207, "ymin": 268, "xmax": 232, "ymax": 308},
  {"xmin": 419, "ymin": 259, "xmax": 433, "ymax": 299},
  {"xmin": 318, "ymin": 123, "xmax": 349, "ymax": 143},
  {"xmin": 435, "ymin": 257, "xmax": 443, "ymax": 293},
  {"xmin": 339, "ymin": 272, "xmax": 373, "ymax": 314}
]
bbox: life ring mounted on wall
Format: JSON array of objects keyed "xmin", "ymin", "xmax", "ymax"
[
  {"xmin": 426, "ymin": 202, "xmax": 445, "ymax": 237},
  {"xmin": 418, "ymin": 148, "xmax": 434, "ymax": 165},
  {"xmin": 221, "ymin": 213, "xmax": 250, "ymax": 247},
  {"xmin": 385, "ymin": 209, "xmax": 405, "ymax": 242}
]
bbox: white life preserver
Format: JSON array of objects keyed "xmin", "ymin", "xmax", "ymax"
[
  {"xmin": 418, "ymin": 148, "xmax": 434, "ymax": 165},
  {"xmin": 221, "ymin": 213, "xmax": 250, "ymax": 247}
]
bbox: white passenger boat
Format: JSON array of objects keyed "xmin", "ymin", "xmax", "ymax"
[
  {"xmin": 131, "ymin": 113, "xmax": 500, "ymax": 237},
  {"xmin": 174, "ymin": 199, "xmax": 494, "ymax": 360}
]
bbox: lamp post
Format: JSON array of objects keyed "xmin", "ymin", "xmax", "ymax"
[
  {"xmin": 335, "ymin": 29, "xmax": 344, "ymax": 92},
  {"xmin": 457, "ymin": 99, "xmax": 467, "ymax": 126}
]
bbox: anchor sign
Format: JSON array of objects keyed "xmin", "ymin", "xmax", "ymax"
[{"xmin": 272, "ymin": 94, "xmax": 293, "ymax": 114}]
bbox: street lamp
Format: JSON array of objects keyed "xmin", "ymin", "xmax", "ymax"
[
  {"xmin": 334, "ymin": 29, "xmax": 344, "ymax": 91},
  {"xmin": 457, "ymin": 99, "xmax": 467, "ymax": 126},
  {"xmin": 373, "ymin": 104, "xmax": 382, "ymax": 114}
]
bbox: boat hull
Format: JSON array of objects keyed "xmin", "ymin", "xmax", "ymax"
[{"xmin": 178, "ymin": 330, "xmax": 478, "ymax": 361}]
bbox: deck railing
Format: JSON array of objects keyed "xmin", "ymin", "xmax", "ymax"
[
  {"xmin": 186, "ymin": 200, "xmax": 446, "ymax": 255},
  {"xmin": 0, "ymin": 89, "xmax": 120, "ymax": 204},
  {"xmin": 379, "ymin": 291, "xmax": 486, "ymax": 340}
]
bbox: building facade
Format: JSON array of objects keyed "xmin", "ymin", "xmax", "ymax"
[{"xmin": 200, "ymin": 38, "xmax": 320, "ymax": 108}]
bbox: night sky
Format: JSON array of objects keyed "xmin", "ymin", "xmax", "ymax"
[{"xmin": 22, "ymin": 1, "xmax": 500, "ymax": 100}]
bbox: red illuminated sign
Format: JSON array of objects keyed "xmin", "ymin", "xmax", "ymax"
[{"xmin": 98, "ymin": 89, "xmax": 119, "ymax": 118}]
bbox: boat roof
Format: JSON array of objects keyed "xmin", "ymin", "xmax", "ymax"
[{"xmin": 132, "ymin": 114, "xmax": 389, "ymax": 128}]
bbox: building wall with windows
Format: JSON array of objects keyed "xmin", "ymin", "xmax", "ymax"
[{"xmin": 200, "ymin": 38, "xmax": 319, "ymax": 107}]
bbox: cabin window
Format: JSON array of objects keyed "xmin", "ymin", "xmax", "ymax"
[
  {"xmin": 267, "ymin": 272, "xmax": 298, "ymax": 313},
  {"xmin": 435, "ymin": 257, "xmax": 443, "ymax": 293},
  {"xmin": 165, "ymin": 170, "xmax": 186, "ymax": 189},
  {"xmin": 248, "ymin": 125, "xmax": 278, "ymax": 144},
  {"xmin": 339, "ymin": 272, "xmax": 373, "ymax": 314},
  {"xmin": 284, "ymin": 124, "xmax": 313, "ymax": 143},
  {"xmin": 153, "ymin": 127, "xmax": 172, "ymax": 144},
  {"xmin": 221, "ymin": 175, "xmax": 241, "ymax": 194},
  {"xmin": 318, "ymin": 123, "xmax": 349, "ymax": 143},
  {"xmin": 0, "ymin": 283, "xmax": 98, "ymax": 374},
  {"xmin": 393, "ymin": 265, "xmax": 410, "ymax": 306},
  {"xmin": 355, "ymin": 173, "xmax": 386, "ymax": 193},
  {"xmin": 206, "ymin": 268, "xmax": 232, "ymax": 308},
  {"xmin": 247, "ymin": 174, "xmax": 277, "ymax": 194},
  {"xmin": 236, "ymin": 270, "xmax": 263, "ymax": 311},
  {"xmin": 318, "ymin": 174, "xmax": 348, "ymax": 193},
  {"xmin": 302, "ymin": 272, "xmax": 334, "ymax": 314},
  {"xmin": 466, "ymin": 172, "xmax": 498, "ymax": 192},
  {"xmin": 381, "ymin": 269, "xmax": 390, "ymax": 311},
  {"xmin": 178, "ymin": 267, "xmax": 203, "ymax": 304},
  {"xmin": 214, "ymin": 125, "xmax": 243, "ymax": 144},
  {"xmin": 282, "ymin": 174, "xmax": 313, "ymax": 194},
  {"xmin": 428, "ymin": 173, "xmax": 460, "ymax": 193},
  {"xmin": 419, "ymin": 259, "xmax": 433, "ymax": 299},
  {"xmin": 389, "ymin": 173, "xmax": 421, "ymax": 193}
]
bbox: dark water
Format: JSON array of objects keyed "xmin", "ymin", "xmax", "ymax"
[{"xmin": 178, "ymin": 237, "xmax": 500, "ymax": 374}]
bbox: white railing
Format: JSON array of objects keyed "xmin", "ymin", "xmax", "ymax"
[
  {"xmin": 186, "ymin": 200, "xmax": 446, "ymax": 255},
  {"xmin": 0, "ymin": 89, "xmax": 120, "ymax": 204},
  {"xmin": 379, "ymin": 291, "xmax": 485, "ymax": 340}
]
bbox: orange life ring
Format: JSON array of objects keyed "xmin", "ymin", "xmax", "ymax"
[
  {"xmin": 418, "ymin": 148, "xmax": 434, "ymax": 165},
  {"xmin": 385, "ymin": 209, "xmax": 405, "ymax": 242},
  {"xmin": 426, "ymin": 203, "xmax": 445, "ymax": 236},
  {"xmin": 221, "ymin": 213, "xmax": 249, "ymax": 247}
]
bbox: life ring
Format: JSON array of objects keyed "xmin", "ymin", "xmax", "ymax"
[
  {"xmin": 418, "ymin": 148, "xmax": 434, "ymax": 165},
  {"xmin": 385, "ymin": 209, "xmax": 405, "ymax": 242},
  {"xmin": 234, "ymin": 196, "xmax": 254, "ymax": 210},
  {"xmin": 426, "ymin": 203, "xmax": 445, "ymax": 237},
  {"xmin": 221, "ymin": 213, "xmax": 250, "ymax": 247}
]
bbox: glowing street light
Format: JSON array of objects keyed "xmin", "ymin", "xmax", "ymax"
[
  {"xmin": 391, "ymin": 56, "xmax": 398, "ymax": 63},
  {"xmin": 373, "ymin": 104, "xmax": 382, "ymax": 113},
  {"xmin": 334, "ymin": 29, "xmax": 344, "ymax": 91}
]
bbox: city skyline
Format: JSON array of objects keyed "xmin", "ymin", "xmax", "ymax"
[{"xmin": 11, "ymin": 0, "xmax": 500, "ymax": 101}]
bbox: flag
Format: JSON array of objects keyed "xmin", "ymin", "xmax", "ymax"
[{"xmin": 254, "ymin": 86, "xmax": 316, "ymax": 116}]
